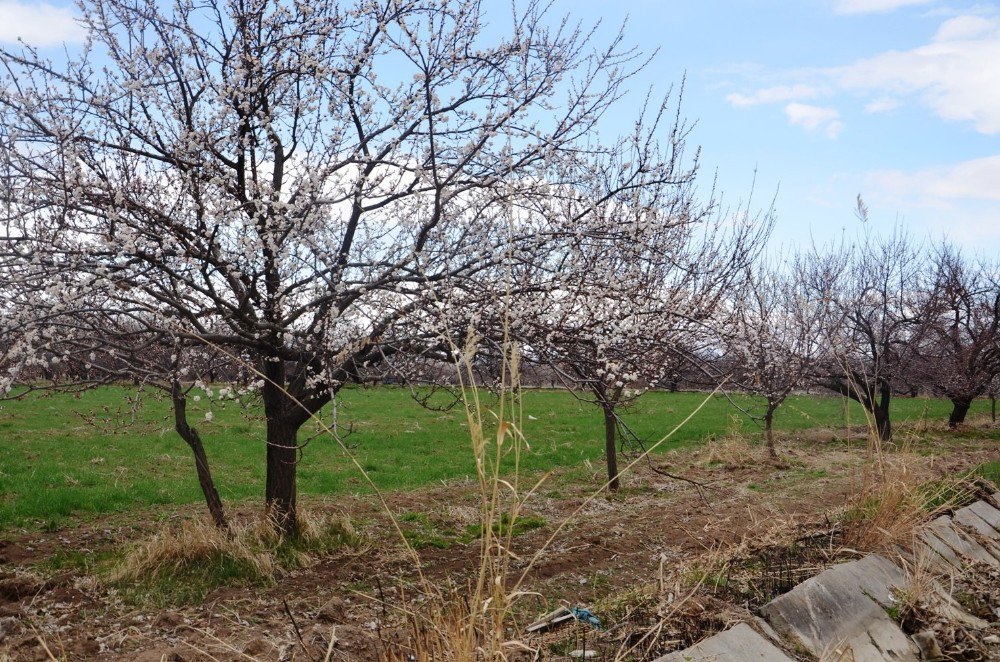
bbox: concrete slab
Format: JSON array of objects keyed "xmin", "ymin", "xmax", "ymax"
[
  {"xmin": 966, "ymin": 501, "xmax": 1000, "ymax": 535},
  {"xmin": 916, "ymin": 530, "xmax": 964, "ymax": 570},
  {"xmin": 654, "ymin": 622, "xmax": 793, "ymax": 661},
  {"xmin": 904, "ymin": 542, "xmax": 989, "ymax": 629},
  {"xmin": 954, "ymin": 505, "xmax": 998, "ymax": 538},
  {"xmin": 750, "ymin": 616, "xmax": 781, "ymax": 644},
  {"xmin": 831, "ymin": 553, "xmax": 908, "ymax": 602},
  {"xmin": 929, "ymin": 583, "xmax": 990, "ymax": 630},
  {"xmin": 759, "ymin": 555, "xmax": 918, "ymax": 661},
  {"xmin": 925, "ymin": 516, "xmax": 998, "ymax": 567}
]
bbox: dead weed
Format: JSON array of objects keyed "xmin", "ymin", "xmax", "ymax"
[{"xmin": 114, "ymin": 508, "xmax": 363, "ymax": 588}]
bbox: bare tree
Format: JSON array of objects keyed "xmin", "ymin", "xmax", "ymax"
[
  {"xmin": 721, "ymin": 259, "xmax": 829, "ymax": 460},
  {"xmin": 809, "ymin": 229, "xmax": 920, "ymax": 442},
  {"xmin": 0, "ymin": 0, "xmax": 684, "ymax": 533},
  {"xmin": 908, "ymin": 243, "xmax": 1000, "ymax": 427}
]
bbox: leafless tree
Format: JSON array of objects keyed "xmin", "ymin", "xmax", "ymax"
[
  {"xmin": 908, "ymin": 243, "xmax": 1000, "ymax": 427},
  {"xmin": 808, "ymin": 228, "xmax": 920, "ymax": 442},
  {"xmin": 0, "ymin": 0, "xmax": 689, "ymax": 533}
]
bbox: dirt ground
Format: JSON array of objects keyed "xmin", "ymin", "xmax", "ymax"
[{"xmin": 0, "ymin": 427, "xmax": 997, "ymax": 661}]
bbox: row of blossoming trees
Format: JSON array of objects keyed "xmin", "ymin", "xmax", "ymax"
[
  {"xmin": 0, "ymin": 0, "xmax": 997, "ymax": 533},
  {"xmin": 722, "ymin": 231, "xmax": 1000, "ymax": 459}
]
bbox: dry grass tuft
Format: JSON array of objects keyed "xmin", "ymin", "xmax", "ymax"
[
  {"xmin": 890, "ymin": 550, "xmax": 994, "ymax": 660},
  {"xmin": 378, "ymin": 336, "xmax": 539, "ymax": 660},
  {"xmin": 117, "ymin": 518, "xmax": 276, "ymax": 583},
  {"xmin": 382, "ymin": 584, "xmax": 512, "ymax": 662},
  {"xmin": 699, "ymin": 417, "xmax": 755, "ymax": 468},
  {"xmin": 839, "ymin": 455, "xmax": 978, "ymax": 555},
  {"xmin": 114, "ymin": 509, "xmax": 362, "ymax": 589}
]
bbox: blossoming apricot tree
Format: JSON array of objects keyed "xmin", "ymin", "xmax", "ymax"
[{"xmin": 0, "ymin": 0, "xmax": 696, "ymax": 532}]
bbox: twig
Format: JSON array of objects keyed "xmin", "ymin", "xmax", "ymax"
[
  {"xmin": 615, "ymin": 415, "xmax": 713, "ymax": 504},
  {"xmin": 34, "ymin": 634, "xmax": 60, "ymax": 662},
  {"xmin": 283, "ymin": 598, "xmax": 318, "ymax": 662}
]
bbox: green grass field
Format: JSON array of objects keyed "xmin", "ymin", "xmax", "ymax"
[{"xmin": 0, "ymin": 386, "xmax": 991, "ymax": 529}]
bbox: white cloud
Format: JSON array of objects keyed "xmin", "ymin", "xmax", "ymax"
[
  {"xmin": 869, "ymin": 154, "xmax": 1000, "ymax": 202},
  {"xmin": 0, "ymin": 1, "xmax": 84, "ymax": 47},
  {"xmin": 864, "ymin": 97, "xmax": 900, "ymax": 114},
  {"xmin": 932, "ymin": 14, "xmax": 994, "ymax": 41},
  {"xmin": 784, "ymin": 103, "xmax": 844, "ymax": 138},
  {"xmin": 833, "ymin": 0, "xmax": 934, "ymax": 15},
  {"xmin": 726, "ymin": 84, "xmax": 823, "ymax": 107},
  {"xmin": 833, "ymin": 15, "xmax": 1000, "ymax": 134},
  {"xmin": 726, "ymin": 13, "xmax": 1000, "ymax": 135}
]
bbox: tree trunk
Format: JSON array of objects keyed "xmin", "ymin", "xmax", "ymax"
[
  {"xmin": 265, "ymin": 417, "xmax": 299, "ymax": 535},
  {"xmin": 603, "ymin": 406, "xmax": 620, "ymax": 493},
  {"xmin": 948, "ymin": 397, "xmax": 972, "ymax": 429},
  {"xmin": 991, "ymin": 394, "xmax": 996, "ymax": 423},
  {"xmin": 873, "ymin": 402, "xmax": 892, "ymax": 441},
  {"xmin": 764, "ymin": 408, "xmax": 777, "ymax": 460},
  {"xmin": 873, "ymin": 383, "xmax": 893, "ymax": 442},
  {"xmin": 261, "ymin": 359, "xmax": 300, "ymax": 536},
  {"xmin": 171, "ymin": 384, "xmax": 228, "ymax": 530},
  {"xmin": 832, "ymin": 377, "xmax": 894, "ymax": 442}
]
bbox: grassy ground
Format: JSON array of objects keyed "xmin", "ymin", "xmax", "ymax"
[
  {"xmin": 980, "ymin": 460, "xmax": 1000, "ymax": 485},
  {"xmin": 2, "ymin": 420, "xmax": 997, "ymax": 660},
  {"xmin": 0, "ymin": 385, "xmax": 990, "ymax": 528}
]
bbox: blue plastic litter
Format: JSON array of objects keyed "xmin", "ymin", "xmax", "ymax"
[{"xmin": 571, "ymin": 606, "xmax": 602, "ymax": 630}]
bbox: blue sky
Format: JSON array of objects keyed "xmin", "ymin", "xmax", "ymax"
[
  {"xmin": 2, "ymin": 0, "xmax": 997, "ymax": 254},
  {"xmin": 534, "ymin": 0, "xmax": 1000, "ymax": 255}
]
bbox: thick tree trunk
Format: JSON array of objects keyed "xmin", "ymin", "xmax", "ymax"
[
  {"xmin": 171, "ymin": 384, "xmax": 228, "ymax": 530},
  {"xmin": 829, "ymin": 376, "xmax": 894, "ymax": 442},
  {"xmin": 257, "ymin": 358, "xmax": 334, "ymax": 537},
  {"xmin": 265, "ymin": 417, "xmax": 299, "ymax": 535},
  {"xmin": 873, "ymin": 403, "xmax": 892, "ymax": 441},
  {"xmin": 872, "ymin": 383, "xmax": 893, "ymax": 442},
  {"xmin": 764, "ymin": 408, "xmax": 777, "ymax": 460},
  {"xmin": 948, "ymin": 397, "xmax": 972, "ymax": 429},
  {"xmin": 603, "ymin": 406, "xmax": 620, "ymax": 493},
  {"xmin": 261, "ymin": 359, "xmax": 300, "ymax": 536}
]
